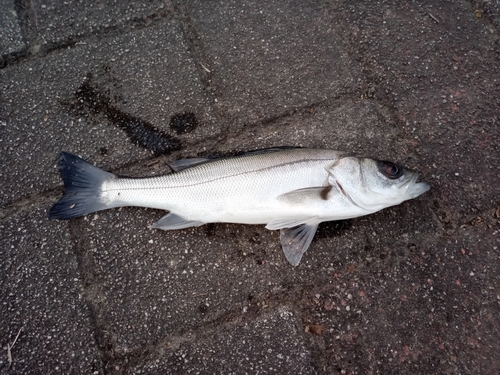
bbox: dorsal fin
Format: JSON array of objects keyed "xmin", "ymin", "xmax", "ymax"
[
  {"xmin": 169, "ymin": 158, "xmax": 211, "ymax": 172},
  {"xmin": 235, "ymin": 146, "xmax": 301, "ymax": 157}
]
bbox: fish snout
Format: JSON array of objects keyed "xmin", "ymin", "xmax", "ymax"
[{"xmin": 404, "ymin": 173, "xmax": 430, "ymax": 199}]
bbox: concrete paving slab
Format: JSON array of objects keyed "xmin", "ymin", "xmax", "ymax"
[
  {"xmin": 62, "ymin": 203, "xmax": 293, "ymax": 354},
  {"xmin": 341, "ymin": 0, "xmax": 500, "ymax": 218},
  {"xmin": 0, "ymin": 207, "xmax": 102, "ymax": 374},
  {"xmin": 0, "ymin": 0, "xmax": 24, "ymax": 57},
  {"xmin": 213, "ymin": 100, "xmax": 416, "ymax": 162},
  {"xmin": 129, "ymin": 306, "xmax": 317, "ymax": 375},
  {"xmin": 0, "ymin": 18, "xmax": 216, "ymax": 205},
  {"xmin": 303, "ymin": 221, "xmax": 500, "ymax": 374},
  {"xmin": 184, "ymin": 0, "xmax": 363, "ymax": 126},
  {"xmin": 32, "ymin": 0, "xmax": 170, "ymax": 47}
]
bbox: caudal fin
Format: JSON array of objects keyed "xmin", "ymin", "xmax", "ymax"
[{"xmin": 49, "ymin": 152, "xmax": 116, "ymax": 220}]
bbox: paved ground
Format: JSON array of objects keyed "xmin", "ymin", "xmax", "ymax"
[{"xmin": 1, "ymin": 0, "xmax": 499, "ymax": 374}]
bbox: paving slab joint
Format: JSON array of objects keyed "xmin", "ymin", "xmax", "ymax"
[
  {"xmin": 0, "ymin": 190, "xmax": 61, "ymax": 221},
  {"xmin": 2, "ymin": 2, "xmax": 177, "ymax": 69},
  {"xmin": 172, "ymin": 0, "xmax": 216, "ymax": 98}
]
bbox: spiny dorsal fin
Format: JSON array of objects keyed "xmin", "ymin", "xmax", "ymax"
[{"xmin": 169, "ymin": 158, "xmax": 211, "ymax": 172}]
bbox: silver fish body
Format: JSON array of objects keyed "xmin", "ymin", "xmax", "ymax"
[{"xmin": 49, "ymin": 148, "xmax": 430, "ymax": 265}]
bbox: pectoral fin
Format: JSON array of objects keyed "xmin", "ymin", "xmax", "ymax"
[
  {"xmin": 150, "ymin": 213, "xmax": 205, "ymax": 230},
  {"xmin": 279, "ymin": 223, "xmax": 319, "ymax": 266},
  {"xmin": 277, "ymin": 186, "xmax": 335, "ymax": 204}
]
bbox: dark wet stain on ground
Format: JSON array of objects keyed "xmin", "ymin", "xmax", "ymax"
[
  {"xmin": 69, "ymin": 75, "xmax": 181, "ymax": 155},
  {"xmin": 315, "ymin": 219, "xmax": 352, "ymax": 239},
  {"xmin": 170, "ymin": 112, "xmax": 198, "ymax": 134}
]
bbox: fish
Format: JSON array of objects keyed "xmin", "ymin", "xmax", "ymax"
[{"xmin": 48, "ymin": 147, "xmax": 430, "ymax": 266}]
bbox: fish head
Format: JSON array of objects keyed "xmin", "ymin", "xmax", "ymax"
[{"xmin": 328, "ymin": 156, "xmax": 430, "ymax": 212}]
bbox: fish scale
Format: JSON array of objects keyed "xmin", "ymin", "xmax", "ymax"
[{"xmin": 104, "ymin": 155, "xmax": 338, "ymax": 224}]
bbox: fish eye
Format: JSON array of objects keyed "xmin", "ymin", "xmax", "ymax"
[{"xmin": 377, "ymin": 160, "xmax": 403, "ymax": 179}]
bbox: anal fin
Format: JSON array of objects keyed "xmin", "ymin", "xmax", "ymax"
[
  {"xmin": 150, "ymin": 213, "xmax": 205, "ymax": 230},
  {"xmin": 266, "ymin": 217, "xmax": 315, "ymax": 230}
]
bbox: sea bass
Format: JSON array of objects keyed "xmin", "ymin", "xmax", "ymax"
[{"xmin": 49, "ymin": 148, "xmax": 430, "ymax": 265}]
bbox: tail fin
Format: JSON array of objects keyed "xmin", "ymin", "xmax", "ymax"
[{"xmin": 49, "ymin": 152, "xmax": 116, "ymax": 220}]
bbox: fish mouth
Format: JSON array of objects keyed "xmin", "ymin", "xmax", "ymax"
[{"xmin": 402, "ymin": 172, "xmax": 430, "ymax": 199}]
